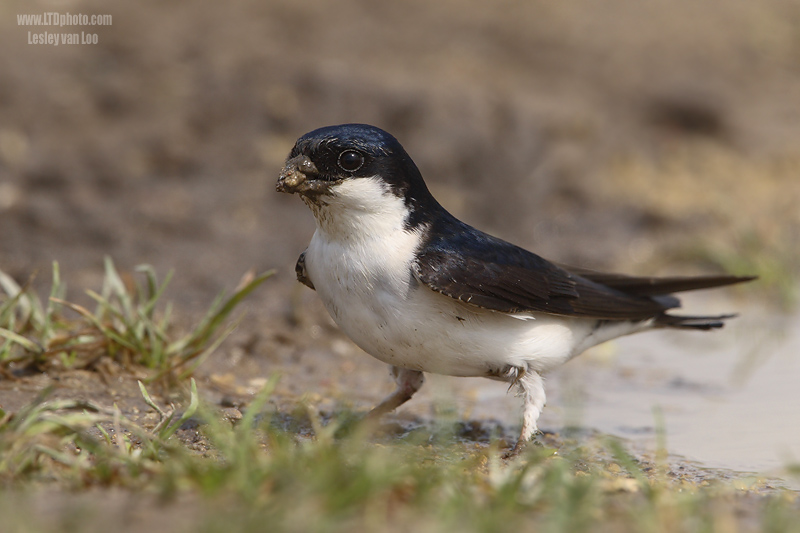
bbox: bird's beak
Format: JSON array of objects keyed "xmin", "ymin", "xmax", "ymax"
[{"xmin": 276, "ymin": 155, "xmax": 333, "ymax": 196}]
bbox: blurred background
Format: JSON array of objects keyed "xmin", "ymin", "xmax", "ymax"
[
  {"xmin": 1, "ymin": 0, "xmax": 799, "ymax": 480},
  {"xmin": 2, "ymin": 0, "xmax": 798, "ymax": 310}
]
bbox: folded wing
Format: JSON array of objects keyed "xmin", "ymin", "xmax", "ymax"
[{"xmin": 412, "ymin": 216, "xmax": 754, "ymax": 323}]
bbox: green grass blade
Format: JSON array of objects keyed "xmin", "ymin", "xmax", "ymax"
[
  {"xmin": 0, "ymin": 327, "xmax": 42, "ymax": 353},
  {"xmin": 175, "ymin": 319, "xmax": 240, "ymax": 380},
  {"xmin": 160, "ymin": 378, "xmax": 200, "ymax": 439},
  {"xmin": 42, "ymin": 261, "xmax": 64, "ymax": 339},
  {"xmin": 170, "ymin": 270, "xmax": 273, "ymax": 356},
  {"xmin": 0, "ymin": 270, "xmax": 32, "ymax": 328},
  {"xmin": 102, "ymin": 256, "xmax": 134, "ymax": 319}
]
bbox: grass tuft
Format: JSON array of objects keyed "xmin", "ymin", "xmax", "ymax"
[{"xmin": 0, "ymin": 258, "xmax": 272, "ymax": 379}]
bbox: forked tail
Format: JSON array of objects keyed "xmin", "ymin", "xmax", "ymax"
[{"xmin": 655, "ymin": 313, "xmax": 738, "ymax": 330}]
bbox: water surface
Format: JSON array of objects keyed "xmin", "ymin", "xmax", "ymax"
[{"xmin": 422, "ymin": 302, "xmax": 799, "ymax": 487}]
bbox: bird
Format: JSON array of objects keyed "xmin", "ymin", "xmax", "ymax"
[{"xmin": 276, "ymin": 123, "xmax": 755, "ymax": 456}]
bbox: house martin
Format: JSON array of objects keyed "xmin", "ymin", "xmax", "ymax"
[{"xmin": 276, "ymin": 123, "xmax": 755, "ymax": 455}]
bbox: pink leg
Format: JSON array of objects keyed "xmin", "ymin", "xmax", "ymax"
[{"xmin": 365, "ymin": 366, "xmax": 425, "ymax": 419}]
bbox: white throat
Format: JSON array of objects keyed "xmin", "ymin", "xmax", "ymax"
[{"xmin": 305, "ymin": 176, "xmax": 413, "ymax": 243}]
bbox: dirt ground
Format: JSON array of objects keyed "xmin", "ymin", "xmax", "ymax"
[{"xmin": 1, "ymin": 0, "xmax": 799, "ymax": 512}]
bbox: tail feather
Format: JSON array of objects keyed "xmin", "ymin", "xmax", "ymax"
[
  {"xmin": 562, "ymin": 266, "xmax": 757, "ymax": 297},
  {"xmin": 655, "ymin": 313, "xmax": 738, "ymax": 330}
]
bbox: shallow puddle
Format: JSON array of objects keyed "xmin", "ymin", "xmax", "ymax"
[
  {"xmin": 412, "ymin": 298, "xmax": 799, "ymax": 488},
  {"xmin": 570, "ymin": 307, "xmax": 800, "ymax": 488}
]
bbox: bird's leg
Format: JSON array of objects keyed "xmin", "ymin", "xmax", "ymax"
[
  {"xmin": 504, "ymin": 369, "xmax": 546, "ymax": 458},
  {"xmin": 364, "ymin": 366, "xmax": 425, "ymax": 420}
]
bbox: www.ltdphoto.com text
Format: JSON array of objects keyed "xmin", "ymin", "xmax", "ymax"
[{"xmin": 18, "ymin": 12, "xmax": 112, "ymax": 46}]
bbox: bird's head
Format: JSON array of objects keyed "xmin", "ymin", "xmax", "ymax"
[{"xmin": 277, "ymin": 124, "xmax": 434, "ymax": 213}]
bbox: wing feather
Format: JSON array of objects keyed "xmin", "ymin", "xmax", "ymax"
[{"xmin": 413, "ymin": 216, "xmax": 751, "ymax": 320}]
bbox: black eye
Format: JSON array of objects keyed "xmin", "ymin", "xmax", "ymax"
[{"xmin": 338, "ymin": 150, "xmax": 364, "ymax": 172}]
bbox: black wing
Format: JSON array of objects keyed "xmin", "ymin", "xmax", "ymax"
[
  {"xmin": 295, "ymin": 250, "xmax": 315, "ymax": 290},
  {"xmin": 413, "ymin": 215, "xmax": 752, "ymax": 321}
]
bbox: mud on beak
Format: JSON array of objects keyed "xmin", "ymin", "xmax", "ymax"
[{"xmin": 276, "ymin": 155, "xmax": 334, "ymax": 196}]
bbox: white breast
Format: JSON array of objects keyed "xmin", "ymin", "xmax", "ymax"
[
  {"xmin": 304, "ymin": 176, "xmax": 424, "ymax": 349},
  {"xmin": 303, "ymin": 177, "xmax": 646, "ymax": 378}
]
